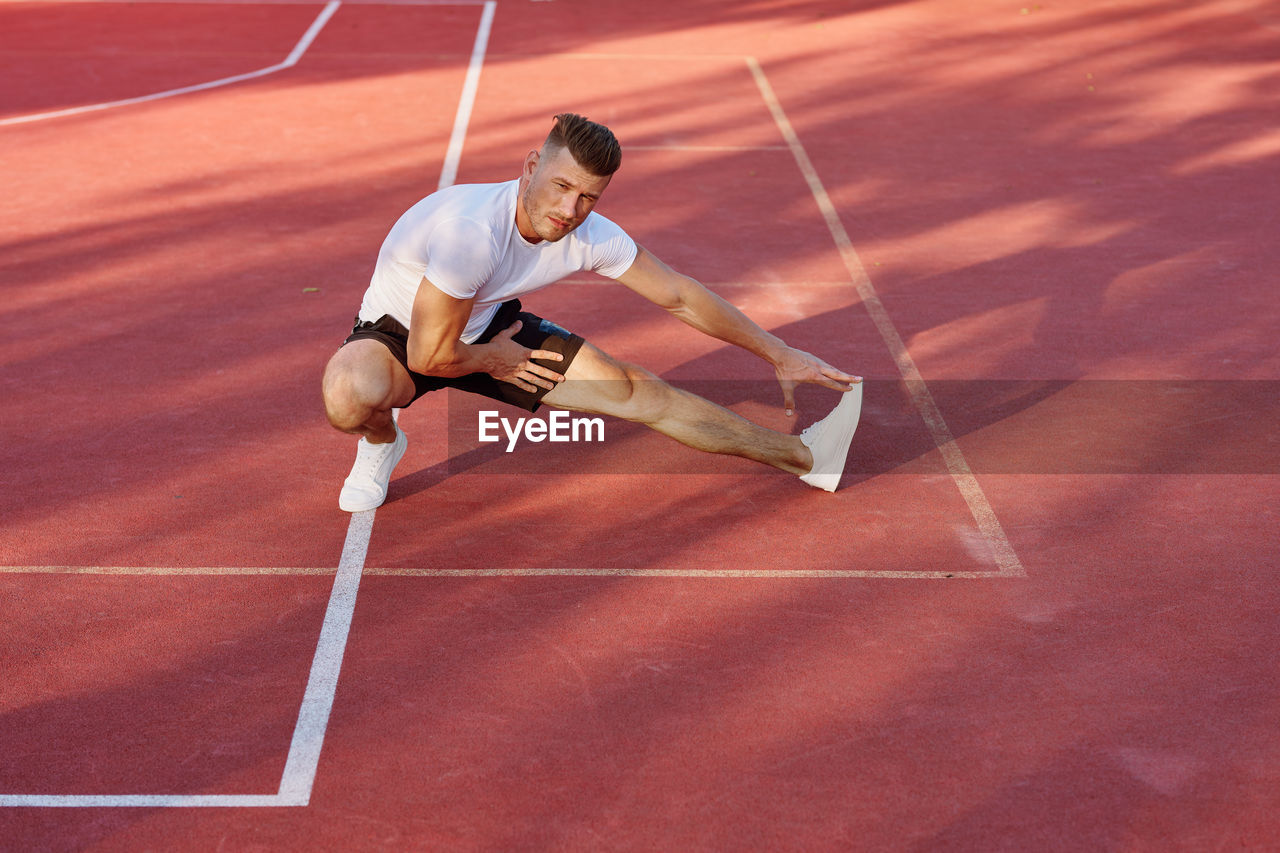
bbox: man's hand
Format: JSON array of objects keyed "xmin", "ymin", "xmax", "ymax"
[
  {"xmin": 479, "ymin": 321, "xmax": 565, "ymax": 393},
  {"xmin": 408, "ymin": 284, "xmax": 565, "ymax": 391},
  {"xmin": 773, "ymin": 347, "xmax": 862, "ymax": 417}
]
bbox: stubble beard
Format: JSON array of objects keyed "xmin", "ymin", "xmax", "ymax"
[{"xmin": 521, "ymin": 185, "xmax": 572, "ymax": 243}]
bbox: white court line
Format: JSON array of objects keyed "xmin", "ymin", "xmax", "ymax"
[
  {"xmin": 437, "ymin": 0, "xmax": 497, "ymax": 190},
  {"xmin": 746, "ymin": 56, "xmax": 1025, "ymax": 578},
  {"xmin": 0, "ymin": 565, "xmax": 338, "ymax": 575},
  {"xmin": 0, "ymin": 0, "xmax": 341, "ymax": 127},
  {"xmin": 274, "ymin": 509, "xmax": 374, "ymax": 805},
  {"xmin": 0, "ymin": 565, "xmax": 1003, "ymax": 579},
  {"xmin": 368, "ymin": 568, "xmax": 1003, "ymax": 579},
  {"xmin": 0, "ymin": 794, "xmax": 286, "ymax": 808},
  {"xmin": 0, "ymin": 0, "xmax": 496, "ymax": 809},
  {"xmin": 273, "ymin": 0, "xmax": 492, "ymax": 805}
]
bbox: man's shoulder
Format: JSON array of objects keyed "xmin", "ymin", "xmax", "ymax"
[
  {"xmin": 432, "ymin": 179, "xmax": 516, "ymax": 213},
  {"xmin": 393, "ymin": 180, "xmax": 515, "ymax": 242},
  {"xmin": 567, "ymin": 210, "xmax": 638, "ymax": 278},
  {"xmin": 574, "ymin": 209, "xmax": 632, "ymax": 245},
  {"xmin": 398, "ymin": 179, "xmax": 513, "ymax": 226}
]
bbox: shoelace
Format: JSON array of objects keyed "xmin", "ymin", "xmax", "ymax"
[{"xmin": 354, "ymin": 439, "xmax": 394, "ymax": 479}]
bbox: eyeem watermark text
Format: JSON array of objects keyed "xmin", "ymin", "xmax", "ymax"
[{"xmin": 478, "ymin": 410, "xmax": 605, "ymax": 452}]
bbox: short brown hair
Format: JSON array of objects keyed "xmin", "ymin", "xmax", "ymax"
[{"xmin": 544, "ymin": 113, "xmax": 622, "ymax": 177}]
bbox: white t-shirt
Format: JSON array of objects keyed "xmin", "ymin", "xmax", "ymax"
[{"xmin": 358, "ymin": 179, "xmax": 638, "ymax": 342}]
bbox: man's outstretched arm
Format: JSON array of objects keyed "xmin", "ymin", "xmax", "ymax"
[{"xmin": 615, "ymin": 246, "xmax": 861, "ymax": 415}]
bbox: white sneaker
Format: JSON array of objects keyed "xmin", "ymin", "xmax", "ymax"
[
  {"xmin": 338, "ymin": 425, "xmax": 408, "ymax": 512},
  {"xmin": 798, "ymin": 383, "xmax": 863, "ymax": 492}
]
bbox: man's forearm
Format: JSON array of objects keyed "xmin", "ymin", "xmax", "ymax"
[
  {"xmin": 408, "ymin": 326, "xmax": 564, "ymax": 392},
  {"xmin": 407, "ymin": 338, "xmax": 495, "ymax": 378},
  {"xmin": 669, "ymin": 283, "xmax": 790, "ymax": 365}
]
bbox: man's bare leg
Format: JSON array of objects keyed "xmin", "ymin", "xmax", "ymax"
[
  {"xmin": 541, "ymin": 341, "xmax": 815, "ymax": 475},
  {"xmin": 322, "ymin": 339, "xmax": 416, "ymax": 443},
  {"xmin": 322, "ymin": 340, "xmax": 416, "ymax": 511}
]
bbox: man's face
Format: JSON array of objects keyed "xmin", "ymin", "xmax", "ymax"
[{"xmin": 516, "ymin": 145, "xmax": 612, "ymax": 243}]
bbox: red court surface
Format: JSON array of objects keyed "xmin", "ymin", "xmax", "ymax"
[{"xmin": 2, "ymin": 0, "xmax": 1278, "ymax": 849}]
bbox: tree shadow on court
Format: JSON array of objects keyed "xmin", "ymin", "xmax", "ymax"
[
  {"xmin": 357, "ymin": 2, "xmax": 1280, "ymax": 843},
  {"xmin": 4, "ymin": 0, "xmax": 1280, "ymax": 846}
]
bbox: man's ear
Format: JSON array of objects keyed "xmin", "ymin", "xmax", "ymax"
[{"xmin": 522, "ymin": 149, "xmax": 541, "ymax": 178}]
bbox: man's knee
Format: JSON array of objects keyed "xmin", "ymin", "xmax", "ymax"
[
  {"xmin": 544, "ymin": 343, "xmax": 670, "ymax": 421},
  {"xmin": 322, "ymin": 357, "xmax": 365, "ymax": 433},
  {"xmin": 601, "ymin": 362, "xmax": 672, "ymax": 422},
  {"xmin": 321, "ymin": 343, "xmax": 402, "ymax": 432}
]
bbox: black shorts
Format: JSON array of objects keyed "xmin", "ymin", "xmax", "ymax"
[{"xmin": 343, "ymin": 299, "xmax": 586, "ymax": 413}]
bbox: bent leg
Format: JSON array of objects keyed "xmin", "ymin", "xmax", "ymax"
[
  {"xmin": 540, "ymin": 341, "xmax": 812, "ymax": 475},
  {"xmin": 322, "ymin": 339, "xmax": 417, "ymax": 444}
]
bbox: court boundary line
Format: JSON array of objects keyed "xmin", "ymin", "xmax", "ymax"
[
  {"xmin": 274, "ymin": 508, "xmax": 374, "ymax": 804},
  {"xmin": 0, "ymin": 1, "xmax": 342, "ymax": 127},
  {"xmin": 745, "ymin": 56, "xmax": 1025, "ymax": 579},
  {"xmin": 0, "ymin": 0, "xmax": 497, "ymax": 809},
  {"xmin": 0, "ymin": 566, "xmax": 1004, "ymax": 579},
  {"xmin": 0, "ymin": 515, "xmax": 373, "ymax": 809},
  {"xmin": 437, "ymin": 0, "xmax": 496, "ymax": 189}
]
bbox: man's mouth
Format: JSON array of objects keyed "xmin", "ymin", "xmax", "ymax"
[{"xmin": 548, "ymin": 216, "xmax": 571, "ymax": 229}]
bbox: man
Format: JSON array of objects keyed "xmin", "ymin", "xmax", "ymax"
[{"xmin": 322, "ymin": 113, "xmax": 862, "ymax": 512}]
